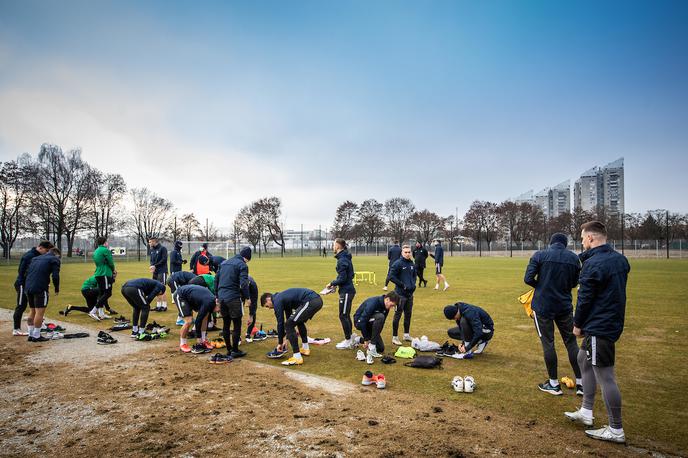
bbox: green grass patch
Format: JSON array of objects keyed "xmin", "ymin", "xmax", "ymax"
[{"xmin": 2, "ymin": 256, "xmax": 687, "ymax": 454}]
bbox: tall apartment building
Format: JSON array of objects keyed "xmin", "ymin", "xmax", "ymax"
[
  {"xmin": 573, "ymin": 158, "xmax": 624, "ymax": 216},
  {"xmin": 516, "ymin": 181, "xmax": 570, "ymax": 219}
]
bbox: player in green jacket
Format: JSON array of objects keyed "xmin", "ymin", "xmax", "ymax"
[{"xmin": 93, "ymin": 236, "xmax": 117, "ymax": 318}]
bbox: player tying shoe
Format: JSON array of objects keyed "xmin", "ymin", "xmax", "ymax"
[
  {"xmin": 167, "ymin": 271, "xmax": 197, "ymax": 325},
  {"xmin": 260, "ymin": 288, "xmax": 324, "ymax": 366},
  {"xmin": 13, "ymin": 240, "xmax": 53, "ymax": 336},
  {"xmin": 120, "ymin": 278, "xmax": 166, "ymax": 340},
  {"xmin": 325, "ymin": 238, "xmax": 357, "ymax": 350},
  {"xmin": 174, "ymin": 284, "xmax": 219, "ymax": 354},
  {"xmin": 354, "ymin": 292, "xmax": 400, "ymax": 364},
  {"xmin": 148, "ymin": 237, "xmax": 169, "ymax": 311},
  {"xmin": 442, "ymin": 302, "xmax": 494, "ymax": 357},
  {"xmin": 62, "ymin": 275, "xmax": 107, "ymax": 321},
  {"xmin": 389, "ymin": 245, "xmax": 417, "ymax": 346},
  {"xmin": 24, "ymin": 247, "xmax": 61, "ymax": 342}
]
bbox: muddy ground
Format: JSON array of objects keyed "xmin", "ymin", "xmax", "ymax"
[{"xmin": 0, "ymin": 311, "xmax": 641, "ymax": 457}]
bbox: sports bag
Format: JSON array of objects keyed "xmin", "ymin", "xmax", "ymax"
[{"xmin": 404, "ymin": 355, "xmax": 443, "ymax": 369}]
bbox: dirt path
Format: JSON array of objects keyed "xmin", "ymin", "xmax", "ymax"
[{"xmin": 0, "ymin": 311, "xmax": 640, "ymax": 457}]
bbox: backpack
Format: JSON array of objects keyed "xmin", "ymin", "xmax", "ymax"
[{"xmin": 404, "ymin": 355, "xmax": 443, "ymax": 369}]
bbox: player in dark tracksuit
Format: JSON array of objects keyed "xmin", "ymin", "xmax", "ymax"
[
  {"xmin": 243, "ymin": 276, "xmax": 259, "ymax": 340},
  {"xmin": 524, "ymin": 233, "xmax": 583, "ymax": 396},
  {"xmin": 429, "ymin": 240, "xmax": 449, "ymax": 290},
  {"xmin": 384, "ymin": 242, "xmax": 402, "ymax": 289},
  {"xmin": 354, "ymin": 292, "xmax": 400, "ymax": 357},
  {"xmin": 216, "ymin": 247, "xmax": 251, "ymax": 358},
  {"xmin": 24, "ymin": 248, "xmax": 61, "ymax": 342},
  {"xmin": 174, "ymin": 284, "xmax": 219, "ymax": 353},
  {"xmin": 190, "ymin": 244, "xmax": 213, "ymax": 275},
  {"xmin": 121, "ymin": 278, "xmax": 165, "ymax": 338},
  {"xmin": 412, "ymin": 242, "xmax": 429, "ymax": 287},
  {"xmin": 388, "ymin": 245, "xmax": 417, "ymax": 345},
  {"xmin": 209, "ymin": 256, "xmax": 226, "ymax": 274},
  {"xmin": 168, "ymin": 271, "xmax": 197, "ymax": 324},
  {"xmin": 148, "ymin": 237, "xmax": 169, "ymax": 310},
  {"xmin": 260, "ymin": 288, "xmax": 323, "ymax": 366},
  {"xmin": 170, "ymin": 240, "xmax": 187, "ymax": 273},
  {"xmin": 12, "ymin": 241, "xmax": 52, "ymax": 335},
  {"xmin": 443, "ymin": 302, "xmax": 494, "ymax": 355},
  {"xmin": 93, "ymin": 236, "xmax": 117, "ymax": 318},
  {"xmin": 326, "ymin": 238, "xmax": 356, "ymax": 349}
]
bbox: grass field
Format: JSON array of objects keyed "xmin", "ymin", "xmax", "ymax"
[{"xmin": 2, "ymin": 256, "xmax": 687, "ymax": 454}]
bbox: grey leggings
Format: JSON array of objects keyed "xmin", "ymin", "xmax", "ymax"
[{"xmin": 578, "ymin": 349, "xmax": 623, "ymax": 429}]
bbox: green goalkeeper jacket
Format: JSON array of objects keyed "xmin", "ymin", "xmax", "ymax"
[{"xmin": 93, "ymin": 245, "xmax": 115, "ymax": 277}]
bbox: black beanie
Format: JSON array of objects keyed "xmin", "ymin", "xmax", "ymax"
[
  {"xmin": 240, "ymin": 246, "xmax": 252, "ymax": 260},
  {"xmin": 443, "ymin": 304, "xmax": 459, "ymax": 320},
  {"xmin": 550, "ymin": 233, "xmax": 568, "ymax": 247}
]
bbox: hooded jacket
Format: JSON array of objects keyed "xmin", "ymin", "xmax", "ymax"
[
  {"xmin": 389, "ymin": 257, "xmax": 417, "ymax": 298},
  {"xmin": 15, "ymin": 247, "xmax": 41, "ymax": 287},
  {"xmin": 353, "ymin": 295, "xmax": 389, "ymax": 329},
  {"xmin": 122, "ymin": 278, "xmax": 166, "ymax": 303},
  {"xmin": 574, "ymin": 244, "xmax": 630, "ymax": 342},
  {"xmin": 456, "ymin": 302, "xmax": 494, "ymax": 352},
  {"xmin": 524, "ymin": 234, "xmax": 581, "ymax": 319},
  {"xmin": 175, "ymin": 284, "xmax": 216, "ymax": 310},
  {"xmin": 25, "ymin": 252, "xmax": 61, "ymax": 294},
  {"xmin": 190, "ymin": 248, "xmax": 212, "ymax": 274},
  {"xmin": 387, "ymin": 244, "xmax": 402, "ymax": 266},
  {"xmin": 215, "ymin": 255, "xmax": 249, "ymax": 302},
  {"xmin": 149, "ymin": 244, "xmax": 168, "ymax": 274},
  {"xmin": 170, "ymin": 242, "xmax": 185, "ymax": 273},
  {"xmin": 412, "ymin": 245, "xmax": 428, "ymax": 268},
  {"xmin": 331, "ymin": 249, "xmax": 356, "ymax": 294},
  {"xmin": 93, "ymin": 245, "xmax": 115, "ymax": 277},
  {"xmin": 169, "ymin": 271, "xmax": 196, "ymax": 286}
]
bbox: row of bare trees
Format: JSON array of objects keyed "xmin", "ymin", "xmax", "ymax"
[{"xmin": 233, "ymin": 197, "xmax": 287, "ymax": 255}]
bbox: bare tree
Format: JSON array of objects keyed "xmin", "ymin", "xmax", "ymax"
[
  {"xmin": 129, "ymin": 187, "xmax": 174, "ymax": 257},
  {"xmin": 384, "ymin": 197, "xmax": 415, "ymax": 243},
  {"xmin": 64, "ymin": 163, "xmax": 97, "ymax": 256},
  {"xmin": 234, "ymin": 204, "xmax": 262, "ymax": 253},
  {"xmin": 90, "ymin": 171, "xmax": 126, "ymax": 242},
  {"xmin": 181, "ymin": 213, "xmax": 202, "ymax": 242},
  {"xmin": 497, "ymin": 201, "xmax": 526, "ymax": 257},
  {"xmin": 410, "ymin": 209, "xmax": 446, "ymax": 245},
  {"xmin": 357, "ymin": 199, "xmax": 385, "ymax": 246},
  {"xmin": 332, "ymin": 200, "xmax": 359, "ymax": 240},
  {"xmin": 255, "ymin": 197, "xmax": 286, "ymax": 256},
  {"xmin": 0, "ymin": 157, "xmax": 31, "ymax": 258}
]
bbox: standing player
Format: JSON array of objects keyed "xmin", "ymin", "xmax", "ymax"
[
  {"xmin": 524, "ymin": 233, "xmax": 583, "ymax": 396},
  {"xmin": 93, "ymin": 236, "xmax": 116, "ymax": 320},
  {"xmin": 12, "ymin": 240, "xmax": 53, "ymax": 336},
  {"xmin": 326, "ymin": 238, "xmax": 357, "ymax": 350},
  {"xmin": 120, "ymin": 278, "xmax": 166, "ymax": 339},
  {"xmin": 170, "ymin": 240, "xmax": 187, "ymax": 273},
  {"xmin": 174, "ymin": 284, "xmax": 219, "ymax": 354},
  {"xmin": 260, "ymin": 287, "xmax": 324, "ymax": 366},
  {"xmin": 412, "ymin": 241, "xmax": 429, "ymax": 288},
  {"xmin": 24, "ymin": 247, "xmax": 61, "ymax": 342},
  {"xmin": 148, "ymin": 237, "xmax": 169, "ymax": 311},
  {"xmin": 429, "ymin": 239, "xmax": 449, "ymax": 291},
  {"xmin": 354, "ymin": 292, "xmax": 400, "ymax": 363},
  {"xmin": 190, "ymin": 243, "xmax": 212, "ymax": 275},
  {"xmin": 216, "ymin": 247, "xmax": 252, "ymax": 359},
  {"xmin": 383, "ymin": 241, "xmax": 401, "ymax": 291},
  {"xmin": 389, "ymin": 245, "xmax": 417, "ymax": 346},
  {"xmin": 565, "ymin": 221, "xmax": 630, "ymax": 444}
]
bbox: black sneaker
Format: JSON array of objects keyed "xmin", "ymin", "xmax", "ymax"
[
  {"xmin": 442, "ymin": 344, "xmax": 458, "ymax": 357},
  {"xmin": 538, "ymin": 381, "xmax": 563, "ymax": 395},
  {"xmin": 107, "ymin": 309, "xmax": 119, "ymax": 315},
  {"xmin": 576, "ymin": 384, "xmax": 584, "ymax": 396},
  {"xmin": 231, "ymin": 350, "xmax": 247, "ymax": 358},
  {"xmin": 208, "ymin": 353, "xmax": 233, "ymax": 364},
  {"xmin": 435, "ymin": 341, "xmax": 450, "ymax": 356},
  {"xmin": 60, "ymin": 305, "xmax": 72, "ymax": 316},
  {"xmin": 28, "ymin": 336, "xmax": 49, "ymax": 342},
  {"xmin": 114, "ymin": 316, "xmax": 129, "ymax": 324},
  {"xmin": 191, "ymin": 343, "xmax": 208, "ymax": 354},
  {"xmin": 97, "ymin": 332, "xmax": 117, "ymax": 345}
]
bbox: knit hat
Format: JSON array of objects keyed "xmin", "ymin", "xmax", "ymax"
[
  {"xmin": 174, "ymin": 240, "xmax": 183, "ymax": 249},
  {"xmin": 443, "ymin": 304, "xmax": 459, "ymax": 320},
  {"xmin": 240, "ymin": 246, "xmax": 252, "ymax": 260},
  {"xmin": 550, "ymin": 233, "xmax": 568, "ymax": 247}
]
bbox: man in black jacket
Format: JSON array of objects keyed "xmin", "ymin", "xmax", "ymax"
[
  {"xmin": 170, "ymin": 240, "xmax": 187, "ymax": 273},
  {"xmin": 12, "ymin": 240, "xmax": 53, "ymax": 336},
  {"xmin": 412, "ymin": 242, "xmax": 428, "ymax": 287},
  {"xmin": 354, "ymin": 292, "xmax": 400, "ymax": 361},
  {"xmin": 216, "ymin": 247, "xmax": 251, "ymax": 359},
  {"xmin": 383, "ymin": 241, "xmax": 401, "ymax": 291},
  {"xmin": 565, "ymin": 221, "xmax": 630, "ymax": 444},
  {"xmin": 524, "ymin": 233, "xmax": 583, "ymax": 396},
  {"xmin": 389, "ymin": 245, "xmax": 417, "ymax": 346},
  {"xmin": 148, "ymin": 237, "xmax": 169, "ymax": 311},
  {"xmin": 327, "ymin": 238, "xmax": 357, "ymax": 350},
  {"xmin": 443, "ymin": 302, "xmax": 494, "ymax": 356},
  {"xmin": 25, "ymin": 247, "xmax": 61, "ymax": 342},
  {"xmin": 121, "ymin": 278, "xmax": 166, "ymax": 339}
]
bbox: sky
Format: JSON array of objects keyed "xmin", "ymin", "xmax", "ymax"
[{"xmin": 1, "ymin": 0, "xmax": 687, "ymax": 229}]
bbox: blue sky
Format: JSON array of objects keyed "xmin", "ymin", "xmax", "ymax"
[{"xmin": 1, "ymin": 0, "xmax": 687, "ymax": 228}]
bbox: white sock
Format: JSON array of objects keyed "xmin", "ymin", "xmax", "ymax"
[
  {"xmin": 201, "ymin": 331, "xmax": 207, "ymax": 341},
  {"xmin": 302, "ymin": 342, "xmax": 309, "ymax": 350},
  {"xmin": 89, "ymin": 307, "xmax": 97, "ymax": 314},
  {"xmin": 28, "ymin": 325, "xmax": 34, "ymax": 334},
  {"xmin": 33, "ymin": 328, "xmax": 41, "ymax": 338},
  {"xmin": 162, "ymin": 301, "xmax": 167, "ymax": 307},
  {"xmin": 580, "ymin": 407, "xmax": 593, "ymax": 418},
  {"xmin": 393, "ymin": 335, "xmax": 399, "ymax": 340},
  {"xmin": 434, "ymin": 284, "xmax": 439, "ymax": 289},
  {"xmin": 293, "ymin": 352, "xmax": 302, "ymax": 359},
  {"xmin": 610, "ymin": 427, "xmax": 624, "ymax": 435},
  {"xmin": 444, "ymin": 282, "xmax": 449, "ymax": 287},
  {"xmin": 576, "ymin": 378, "xmax": 582, "ymax": 385},
  {"xmin": 99, "ymin": 309, "xmax": 106, "ymax": 317},
  {"xmin": 180, "ymin": 338, "xmax": 187, "ymax": 345},
  {"xmin": 132, "ymin": 326, "xmax": 138, "ymax": 332},
  {"xmin": 549, "ymin": 378, "xmax": 560, "ymax": 387},
  {"xmin": 369, "ymin": 344, "xmax": 376, "ymax": 353}
]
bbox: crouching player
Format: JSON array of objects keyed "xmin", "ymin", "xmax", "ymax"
[
  {"xmin": 260, "ymin": 288, "xmax": 323, "ymax": 366},
  {"xmin": 121, "ymin": 278, "xmax": 165, "ymax": 339},
  {"xmin": 174, "ymin": 284, "xmax": 219, "ymax": 354},
  {"xmin": 443, "ymin": 302, "xmax": 494, "ymax": 357},
  {"xmin": 354, "ymin": 292, "xmax": 400, "ymax": 364},
  {"xmin": 62, "ymin": 275, "xmax": 103, "ymax": 320}
]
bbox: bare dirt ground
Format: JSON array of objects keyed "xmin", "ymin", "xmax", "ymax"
[{"xmin": 0, "ymin": 311, "xmax": 645, "ymax": 457}]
